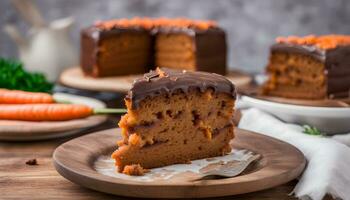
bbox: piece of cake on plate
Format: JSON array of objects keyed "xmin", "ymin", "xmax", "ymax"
[
  {"xmin": 112, "ymin": 68, "xmax": 236, "ymax": 174},
  {"xmin": 262, "ymin": 35, "xmax": 350, "ymax": 99},
  {"xmin": 81, "ymin": 17, "xmax": 227, "ymax": 77}
]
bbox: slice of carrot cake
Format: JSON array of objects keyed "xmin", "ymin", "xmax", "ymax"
[
  {"xmin": 112, "ymin": 68, "xmax": 236, "ymax": 174},
  {"xmin": 262, "ymin": 35, "xmax": 350, "ymax": 99}
]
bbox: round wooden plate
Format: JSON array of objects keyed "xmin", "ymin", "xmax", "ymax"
[
  {"xmin": 0, "ymin": 115, "xmax": 107, "ymax": 141},
  {"xmin": 59, "ymin": 67, "xmax": 252, "ymax": 93},
  {"xmin": 53, "ymin": 128, "xmax": 306, "ymax": 198},
  {"xmin": 0, "ymin": 93, "xmax": 107, "ymax": 141}
]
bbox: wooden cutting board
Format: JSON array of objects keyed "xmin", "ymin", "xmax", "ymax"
[
  {"xmin": 53, "ymin": 128, "xmax": 306, "ymax": 198},
  {"xmin": 60, "ymin": 67, "xmax": 252, "ymax": 93}
]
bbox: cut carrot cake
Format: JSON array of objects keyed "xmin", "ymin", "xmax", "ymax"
[
  {"xmin": 112, "ymin": 68, "xmax": 236, "ymax": 173},
  {"xmin": 81, "ymin": 17, "xmax": 227, "ymax": 77},
  {"xmin": 262, "ymin": 35, "xmax": 350, "ymax": 99}
]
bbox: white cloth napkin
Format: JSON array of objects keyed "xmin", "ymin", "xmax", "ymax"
[{"xmin": 238, "ymin": 108, "xmax": 350, "ymax": 200}]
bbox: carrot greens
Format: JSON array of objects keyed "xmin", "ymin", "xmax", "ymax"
[{"xmin": 0, "ymin": 58, "xmax": 53, "ymax": 93}]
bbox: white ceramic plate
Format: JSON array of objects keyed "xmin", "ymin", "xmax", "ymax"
[
  {"xmin": 0, "ymin": 93, "xmax": 107, "ymax": 141},
  {"xmin": 238, "ymin": 95, "xmax": 350, "ymax": 135}
]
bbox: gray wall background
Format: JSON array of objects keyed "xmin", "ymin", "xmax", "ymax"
[{"xmin": 1, "ymin": 0, "xmax": 349, "ymax": 73}]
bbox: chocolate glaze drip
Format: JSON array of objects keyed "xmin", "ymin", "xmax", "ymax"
[
  {"xmin": 126, "ymin": 68, "xmax": 236, "ymax": 109},
  {"xmin": 270, "ymin": 43, "xmax": 350, "ymax": 98}
]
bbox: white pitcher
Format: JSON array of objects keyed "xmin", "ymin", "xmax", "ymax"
[{"xmin": 3, "ymin": 0, "xmax": 78, "ymax": 81}]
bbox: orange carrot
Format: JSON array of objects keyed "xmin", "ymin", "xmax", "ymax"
[
  {"xmin": 0, "ymin": 89, "xmax": 54, "ymax": 104},
  {"xmin": 0, "ymin": 104, "xmax": 93, "ymax": 121}
]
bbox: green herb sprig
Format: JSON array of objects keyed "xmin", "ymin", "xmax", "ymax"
[
  {"xmin": 0, "ymin": 58, "xmax": 53, "ymax": 93},
  {"xmin": 302, "ymin": 125, "xmax": 324, "ymax": 136}
]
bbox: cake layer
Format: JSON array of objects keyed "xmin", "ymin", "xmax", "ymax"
[
  {"xmin": 114, "ymin": 126, "xmax": 233, "ymax": 170},
  {"xmin": 155, "ymin": 34, "xmax": 196, "ymax": 70},
  {"xmin": 264, "ymin": 84, "xmax": 327, "ymax": 99},
  {"xmin": 267, "ymin": 52, "xmax": 325, "ymax": 84},
  {"xmin": 267, "ymin": 52, "xmax": 325, "ymax": 81},
  {"xmin": 113, "ymin": 89, "xmax": 234, "ymax": 171}
]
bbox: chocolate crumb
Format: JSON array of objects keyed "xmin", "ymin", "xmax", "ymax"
[
  {"xmin": 25, "ymin": 159, "xmax": 38, "ymax": 165},
  {"xmin": 144, "ymin": 73, "xmax": 160, "ymax": 82}
]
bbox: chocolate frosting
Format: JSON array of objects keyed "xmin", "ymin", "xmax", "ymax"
[
  {"xmin": 126, "ymin": 68, "xmax": 236, "ymax": 109},
  {"xmin": 271, "ymin": 43, "xmax": 326, "ymax": 61},
  {"xmin": 82, "ymin": 25, "xmax": 224, "ymax": 42},
  {"xmin": 270, "ymin": 43, "xmax": 350, "ymax": 98}
]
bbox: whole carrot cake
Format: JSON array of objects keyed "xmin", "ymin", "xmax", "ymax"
[
  {"xmin": 81, "ymin": 17, "xmax": 227, "ymax": 77},
  {"xmin": 112, "ymin": 68, "xmax": 236, "ymax": 174},
  {"xmin": 262, "ymin": 35, "xmax": 350, "ymax": 99}
]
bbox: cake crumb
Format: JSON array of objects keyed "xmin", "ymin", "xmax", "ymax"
[
  {"xmin": 184, "ymin": 160, "xmax": 192, "ymax": 164},
  {"xmin": 25, "ymin": 159, "xmax": 38, "ymax": 165},
  {"xmin": 122, "ymin": 164, "xmax": 149, "ymax": 176},
  {"xmin": 206, "ymin": 157, "xmax": 216, "ymax": 162}
]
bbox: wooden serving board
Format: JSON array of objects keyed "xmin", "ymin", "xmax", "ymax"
[
  {"xmin": 60, "ymin": 67, "xmax": 252, "ymax": 93},
  {"xmin": 53, "ymin": 128, "xmax": 306, "ymax": 198}
]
